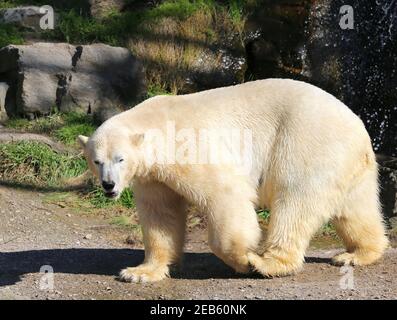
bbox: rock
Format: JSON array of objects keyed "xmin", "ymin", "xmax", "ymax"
[
  {"xmin": 0, "ymin": 6, "xmax": 47, "ymax": 31},
  {"xmin": 0, "ymin": 43, "xmax": 146, "ymax": 123},
  {"xmin": 83, "ymin": 234, "xmax": 93, "ymax": 240},
  {"xmin": 0, "ymin": 82, "xmax": 9, "ymax": 123},
  {"xmin": 378, "ymin": 155, "xmax": 397, "ymax": 224}
]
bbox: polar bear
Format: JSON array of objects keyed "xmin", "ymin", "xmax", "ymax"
[{"xmin": 78, "ymin": 79, "xmax": 388, "ymax": 282}]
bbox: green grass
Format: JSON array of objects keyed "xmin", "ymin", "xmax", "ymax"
[
  {"xmin": 54, "ymin": 123, "xmax": 95, "ymax": 145},
  {"xmin": 228, "ymin": 0, "xmax": 245, "ymax": 28},
  {"xmin": 0, "ymin": 1, "xmax": 19, "ymax": 9},
  {"xmin": 146, "ymin": 0, "xmax": 215, "ymax": 21},
  {"xmin": 44, "ymin": 9, "xmax": 141, "ymax": 46},
  {"xmin": 85, "ymin": 186, "xmax": 135, "ymax": 209},
  {"xmin": 0, "ymin": 141, "xmax": 87, "ymax": 186},
  {"xmin": 0, "ymin": 23, "xmax": 24, "ymax": 47},
  {"xmin": 147, "ymin": 84, "xmax": 173, "ymax": 98},
  {"xmin": 6, "ymin": 112, "xmax": 96, "ymax": 146},
  {"xmin": 44, "ymin": 1, "xmax": 217, "ymax": 46}
]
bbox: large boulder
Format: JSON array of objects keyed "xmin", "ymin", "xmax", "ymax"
[{"xmin": 0, "ymin": 43, "xmax": 146, "ymax": 123}]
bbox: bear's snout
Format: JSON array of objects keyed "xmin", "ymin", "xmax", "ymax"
[
  {"xmin": 102, "ymin": 181, "xmax": 118, "ymax": 198},
  {"xmin": 102, "ymin": 180, "xmax": 116, "ymax": 192}
]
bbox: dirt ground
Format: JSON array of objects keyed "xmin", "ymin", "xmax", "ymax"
[{"xmin": 0, "ymin": 185, "xmax": 396, "ymax": 300}]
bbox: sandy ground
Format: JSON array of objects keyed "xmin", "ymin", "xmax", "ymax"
[{"xmin": 0, "ymin": 185, "xmax": 396, "ymax": 300}]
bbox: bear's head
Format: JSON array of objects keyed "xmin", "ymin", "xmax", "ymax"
[{"xmin": 78, "ymin": 125, "xmax": 144, "ymax": 200}]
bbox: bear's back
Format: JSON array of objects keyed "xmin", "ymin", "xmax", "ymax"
[{"xmin": 112, "ymin": 79, "xmax": 368, "ymax": 149}]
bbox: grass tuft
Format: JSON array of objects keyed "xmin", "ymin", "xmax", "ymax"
[
  {"xmin": 0, "ymin": 141, "xmax": 87, "ymax": 186},
  {"xmin": 54, "ymin": 123, "xmax": 95, "ymax": 145}
]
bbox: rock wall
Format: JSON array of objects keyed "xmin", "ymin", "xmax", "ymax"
[
  {"xmin": 0, "ymin": 43, "xmax": 146, "ymax": 123},
  {"xmin": 245, "ymin": 0, "xmax": 397, "ymax": 158}
]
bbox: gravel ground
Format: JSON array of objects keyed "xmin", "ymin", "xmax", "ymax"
[{"xmin": 0, "ymin": 186, "xmax": 396, "ymax": 300}]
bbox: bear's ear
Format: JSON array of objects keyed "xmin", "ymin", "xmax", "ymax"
[
  {"xmin": 77, "ymin": 135, "xmax": 89, "ymax": 148},
  {"xmin": 131, "ymin": 133, "xmax": 144, "ymax": 146}
]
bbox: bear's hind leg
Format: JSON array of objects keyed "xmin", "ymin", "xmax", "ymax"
[
  {"xmin": 332, "ymin": 170, "xmax": 388, "ymax": 266},
  {"xmin": 248, "ymin": 193, "xmax": 328, "ymax": 277},
  {"xmin": 119, "ymin": 181, "xmax": 188, "ymax": 283}
]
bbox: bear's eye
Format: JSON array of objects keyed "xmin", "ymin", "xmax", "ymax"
[
  {"xmin": 119, "ymin": 159, "xmax": 124, "ymax": 163},
  {"xmin": 94, "ymin": 160, "xmax": 100, "ymax": 165}
]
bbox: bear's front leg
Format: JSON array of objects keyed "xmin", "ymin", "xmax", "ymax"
[
  {"xmin": 119, "ymin": 181, "xmax": 187, "ymax": 283},
  {"xmin": 207, "ymin": 192, "xmax": 261, "ymax": 274}
]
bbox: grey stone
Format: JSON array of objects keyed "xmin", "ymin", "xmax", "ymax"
[
  {"xmin": 0, "ymin": 6, "xmax": 46, "ymax": 31},
  {"xmin": 0, "ymin": 43, "xmax": 146, "ymax": 123}
]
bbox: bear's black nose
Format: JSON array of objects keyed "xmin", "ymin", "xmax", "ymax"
[{"xmin": 102, "ymin": 181, "xmax": 115, "ymax": 191}]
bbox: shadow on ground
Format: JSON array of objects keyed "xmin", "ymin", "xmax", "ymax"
[{"xmin": 0, "ymin": 248, "xmax": 332, "ymax": 286}]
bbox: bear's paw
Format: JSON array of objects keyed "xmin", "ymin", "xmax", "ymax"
[{"xmin": 119, "ymin": 264, "xmax": 169, "ymax": 283}]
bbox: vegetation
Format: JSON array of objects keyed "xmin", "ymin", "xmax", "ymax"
[
  {"xmin": 6, "ymin": 112, "xmax": 96, "ymax": 146},
  {"xmin": 0, "ymin": 23, "xmax": 24, "ymax": 47},
  {"xmin": 0, "ymin": 141, "xmax": 86, "ymax": 186}
]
